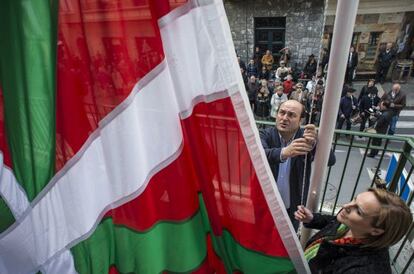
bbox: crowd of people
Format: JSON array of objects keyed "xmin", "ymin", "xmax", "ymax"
[
  {"xmin": 242, "ymin": 44, "xmax": 406, "ymax": 140},
  {"xmin": 242, "ymin": 47, "xmax": 325, "ymax": 126}
]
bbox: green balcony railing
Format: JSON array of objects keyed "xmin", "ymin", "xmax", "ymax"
[{"xmin": 256, "ymin": 120, "xmax": 414, "ymax": 273}]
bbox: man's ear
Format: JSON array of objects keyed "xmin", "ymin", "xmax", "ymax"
[{"xmin": 370, "ymin": 228, "xmax": 385, "ymax": 237}]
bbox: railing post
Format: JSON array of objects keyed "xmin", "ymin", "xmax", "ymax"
[{"xmin": 389, "ymin": 142, "xmax": 412, "ymax": 192}]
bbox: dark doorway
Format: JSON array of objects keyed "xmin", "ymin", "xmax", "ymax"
[{"xmin": 254, "ymin": 17, "xmax": 286, "ymax": 63}]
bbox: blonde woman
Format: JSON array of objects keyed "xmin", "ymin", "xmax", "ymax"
[
  {"xmin": 270, "ymin": 86, "xmax": 287, "ymax": 119},
  {"xmin": 295, "ymin": 188, "xmax": 412, "ymax": 274}
]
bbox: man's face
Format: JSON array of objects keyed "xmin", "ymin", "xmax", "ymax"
[
  {"xmin": 350, "ymin": 47, "xmax": 354, "ymax": 53},
  {"xmin": 250, "ymin": 76, "xmax": 256, "ymax": 83},
  {"xmin": 276, "ymin": 100, "xmax": 302, "ymax": 135},
  {"xmin": 392, "ymin": 84, "xmax": 400, "ymax": 93},
  {"xmin": 386, "ymin": 43, "xmax": 392, "ymax": 50}
]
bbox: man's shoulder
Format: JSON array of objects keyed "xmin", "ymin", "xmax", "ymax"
[{"xmin": 261, "ymin": 126, "xmax": 277, "ymax": 136}]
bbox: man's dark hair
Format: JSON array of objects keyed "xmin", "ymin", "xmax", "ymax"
[{"xmin": 382, "ymin": 100, "xmax": 391, "ymax": 108}]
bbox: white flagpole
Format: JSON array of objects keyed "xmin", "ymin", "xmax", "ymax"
[{"xmin": 300, "ymin": 0, "xmax": 359, "ymax": 245}]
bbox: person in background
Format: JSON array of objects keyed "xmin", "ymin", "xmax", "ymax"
[
  {"xmin": 303, "ymin": 54, "xmax": 317, "ymax": 79},
  {"xmin": 247, "ymin": 75, "xmax": 260, "ymax": 110},
  {"xmin": 240, "ymin": 67, "xmax": 248, "ymax": 89},
  {"xmin": 376, "ymin": 43, "xmax": 396, "ymax": 84},
  {"xmin": 306, "ymin": 73, "xmax": 324, "ymax": 93},
  {"xmin": 289, "ymin": 82, "xmax": 307, "ymax": 107},
  {"xmin": 358, "ymin": 90, "xmax": 380, "ymax": 133},
  {"xmin": 358, "ymin": 79, "xmax": 378, "ymax": 103},
  {"xmin": 306, "ymin": 87, "xmax": 323, "ymax": 125},
  {"xmin": 280, "ymin": 47, "xmax": 291, "ymax": 66},
  {"xmin": 246, "ymin": 59, "xmax": 258, "ymax": 78},
  {"xmin": 261, "ymin": 50, "xmax": 274, "ymax": 71},
  {"xmin": 337, "ymin": 88, "xmax": 358, "ymax": 132},
  {"xmin": 275, "ymin": 60, "xmax": 290, "ymax": 81},
  {"xmin": 253, "ymin": 46, "xmax": 262, "ymax": 70},
  {"xmin": 381, "ymin": 83, "xmax": 406, "ymax": 135},
  {"xmin": 237, "ymin": 56, "xmax": 246, "ymax": 71},
  {"xmin": 345, "ymin": 45, "xmax": 358, "ymax": 85},
  {"xmin": 283, "ymin": 74, "xmax": 295, "ymax": 96},
  {"xmin": 320, "ymin": 48, "xmax": 329, "ymax": 75},
  {"xmin": 295, "ymin": 187, "xmax": 412, "ymax": 274},
  {"xmin": 258, "ymin": 66, "xmax": 270, "ymax": 81},
  {"xmin": 270, "ymin": 86, "xmax": 288, "ymax": 120},
  {"xmin": 368, "ymin": 100, "xmax": 394, "ymax": 157},
  {"xmin": 254, "ymin": 79, "xmax": 271, "ymax": 121}
]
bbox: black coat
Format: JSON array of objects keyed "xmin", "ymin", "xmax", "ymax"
[
  {"xmin": 304, "ymin": 214, "xmax": 392, "ymax": 274},
  {"xmin": 347, "ymin": 52, "xmax": 358, "ymax": 69},
  {"xmin": 358, "ymin": 85, "xmax": 378, "ymax": 102},
  {"xmin": 377, "ymin": 49, "xmax": 396, "ymax": 68},
  {"xmin": 375, "ymin": 109, "xmax": 394, "ymax": 134},
  {"xmin": 254, "ymin": 93, "xmax": 270, "ymax": 117},
  {"xmin": 359, "ymin": 95, "xmax": 380, "ymax": 113},
  {"xmin": 339, "ymin": 95, "xmax": 358, "ymax": 118},
  {"xmin": 259, "ymin": 128, "xmax": 336, "ymax": 229}
]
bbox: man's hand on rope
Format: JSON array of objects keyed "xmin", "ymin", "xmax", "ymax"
[{"xmin": 303, "ymin": 124, "xmax": 317, "ymax": 147}]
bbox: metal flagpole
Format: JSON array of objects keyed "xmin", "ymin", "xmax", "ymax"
[{"xmin": 300, "ymin": 0, "xmax": 360, "ymax": 246}]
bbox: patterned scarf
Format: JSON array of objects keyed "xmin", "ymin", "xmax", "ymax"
[{"xmin": 304, "ymin": 224, "xmax": 363, "ymax": 262}]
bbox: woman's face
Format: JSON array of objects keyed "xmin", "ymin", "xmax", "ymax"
[{"xmin": 337, "ymin": 191, "xmax": 384, "ymax": 238}]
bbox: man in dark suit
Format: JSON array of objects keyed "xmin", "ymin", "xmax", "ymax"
[
  {"xmin": 260, "ymin": 100, "xmax": 336, "ymax": 229},
  {"xmin": 368, "ymin": 100, "xmax": 394, "ymax": 157},
  {"xmin": 376, "ymin": 43, "xmax": 396, "ymax": 84},
  {"xmin": 345, "ymin": 45, "xmax": 358, "ymax": 84}
]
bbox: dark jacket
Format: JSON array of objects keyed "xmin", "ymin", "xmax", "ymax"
[
  {"xmin": 304, "ymin": 214, "xmax": 392, "ymax": 274},
  {"xmin": 258, "ymin": 69, "xmax": 270, "ymax": 80},
  {"xmin": 377, "ymin": 49, "xmax": 396, "ymax": 68},
  {"xmin": 247, "ymin": 81, "xmax": 260, "ymax": 102},
  {"xmin": 339, "ymin": 95, "xmax": 358, "ymax": 118},
  {"xmin": 259, "ymin": 128, "xmax": 336, "ymax": 229},
  {"xmin": 254, "ymin": 93, "xmax": 271, "ymax": 118},
  {"xmin": 246, "ymin": 63, "xmax": 258, "ymax": 77},
  {"xmin": 347, "ymin": 52, "xmax": 358, "ymax": 69},
  {"xmin": 381, "ymin": 90, "xmax": 406, "ymax": 116},
  {"xmin": 359, "ymin": 95, "xmax": 380, "ymax": 114},
  {"xmin": 358, "ymin": 85, "xmax": 378, "ymax": 102},
  {"xmin": 304, "ymin": 61, "xmax": 317, "ymax": 78},
  {"xmin": 375, "ymin": 109, "xmax": 394, "ymax": 134}
]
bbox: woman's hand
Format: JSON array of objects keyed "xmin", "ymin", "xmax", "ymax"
[{"xmin": 294, "ymin": 205, "xmax": 314, "ymax": 223}]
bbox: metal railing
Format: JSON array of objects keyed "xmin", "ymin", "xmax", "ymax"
[{"xmin": 256, "ymin": 120, "xmax": 414, "ymax": 273}]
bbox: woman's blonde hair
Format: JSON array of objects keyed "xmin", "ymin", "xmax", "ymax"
[{"xmin": 364, "ymin": 188, "xmax": 412, "ymax": 249}]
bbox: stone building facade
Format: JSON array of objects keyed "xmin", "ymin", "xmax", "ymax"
[{"xmin": 223, "ymin": 0, "xmax": 325, "ymax": 70}]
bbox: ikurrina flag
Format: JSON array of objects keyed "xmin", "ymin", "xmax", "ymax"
[{"xmin": 0, "ymin": 0, "xmax": 309, "ymax": 273}]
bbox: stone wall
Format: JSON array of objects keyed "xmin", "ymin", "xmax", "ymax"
[{"xmin": 223, "ymin": 0, "xmax": 325, "ymax": 70}]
